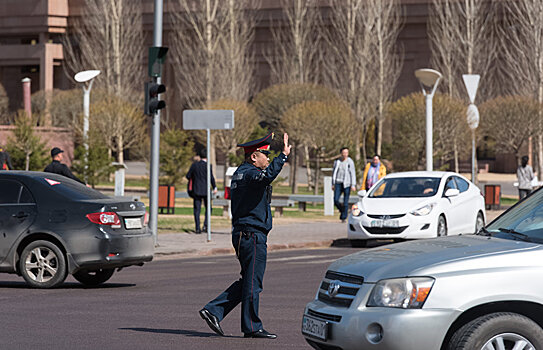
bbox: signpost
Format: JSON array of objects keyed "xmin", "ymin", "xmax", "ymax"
[
  {"xmin": 183, "ymin": 110, "xmax": 234, "ymax": 242},
  {"xmin": 462, "ymin": 74, "xmax": 481, "ymax": 184}
]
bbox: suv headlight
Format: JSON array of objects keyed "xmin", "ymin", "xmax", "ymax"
[
  {"xmin": 410, "ymin": 203, "xmax": 436, "ymax": 216},
  {"xmin": 351, "ymin": 204, "xmax": 364, "ymax": 216},
  {"xmin": 367, "ymin": 277, "xmax": 435, "ymax": 309}
]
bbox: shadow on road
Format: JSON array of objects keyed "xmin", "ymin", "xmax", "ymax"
[
  {"xmin": 331, "ymin": 238, "xmax": 396, "ymax": 248},
  {"xmin": 0, "ymin": 281, "xmax": 136, "ymax": 289},
  {"xmin": 119, "ymin": 327, "xmax": 242, "ymax": 338}
]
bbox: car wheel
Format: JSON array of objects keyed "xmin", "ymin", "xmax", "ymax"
[
  {"xmin": 475, "ymin": 212, "xmax": 485, "ymax": 233},
  {"xmin": 19, "ymin": 240, "xmax": 67, "ymax": 289},
  {"xmin": 448, "ymin": 312, "xmax": 543, "ymax": 350},
  {"xmin": 73, "ymin": 268, "xmax": 115, "ymax": 286},
  {"xmin": 350, "ymin": 239, "xmax": 367, "ymax": 248},
  {"xmin": 437, "ymin": 215, "xmax": 447, "ymax": 237}
]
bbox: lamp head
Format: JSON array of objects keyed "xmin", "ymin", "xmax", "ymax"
[
  {"xmin": 74, "ymin": 70, "xmax": 101, "ymax": 83},
  {"xmin": 415, "ymin": 68, "xmax": 442, "ymax": 87}
]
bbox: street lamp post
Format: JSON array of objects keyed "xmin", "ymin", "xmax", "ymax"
[
  {"xmin": 415, "ymin": 69, "xmax": 442, "ymax": 171},
  {"xmin": 74, "ymin": 70, "xmax": 101, "ymax": 182}
]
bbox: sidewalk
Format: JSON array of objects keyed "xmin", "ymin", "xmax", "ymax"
[{"xmin": 153, "ymin": 209, "xmax": 506, "ymax": 260}]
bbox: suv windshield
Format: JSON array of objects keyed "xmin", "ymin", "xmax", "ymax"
[
  {"xmin": 369, "ymin": 177, "xmax": 441, "ymax": 198},
  {"xmin": 486, "ymin": 189, "xmax": 543, "ymax": 243}
]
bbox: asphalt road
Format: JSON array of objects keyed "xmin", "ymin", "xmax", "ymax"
[{"xmin": 0, "ymin": 247, "xmax": 359, "ymax": 349}]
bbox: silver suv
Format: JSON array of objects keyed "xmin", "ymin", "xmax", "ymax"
[{"xmin": 302, "ymin": 189, "xmax": 543, "ymax": 350}]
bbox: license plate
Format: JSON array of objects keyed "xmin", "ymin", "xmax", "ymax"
[
  {"xmin": 124, "ymin": 217, "xmax": 143, "ymax": 229},
  {"xmin": 371, "ymin": 219, "xmax": 399, "ymax": 228},
  {"xmin": 302, "ymin": 315, "xmax": 328, "ymax": 341}
]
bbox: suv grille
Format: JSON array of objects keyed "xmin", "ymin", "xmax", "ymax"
[
  {"xmin": 307, "ymin": 309, "xmax": 342, "ymax": 322},
  {"xmin": 318, "ymin": 271, "xmax": 363, "ymax": 308}
]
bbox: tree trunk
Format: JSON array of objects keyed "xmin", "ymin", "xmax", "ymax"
[
  {"xmin": 454, "ymin": 139, "xmax": 459, "ymax": 173},
  {"xmin": 117, "ymin": 134, "xmax": 124, "ymax": 164},
  {"xmin": 25, "ymin": 152, "xmax": 30, "ymax": 171},
  {"xmin": 304, "ymin": 145, "xmax": 312, "ymax": 191},
  {"xmin": 314, "ymin": 154, "xmax": 320, "ymax": 195},
  {"xmin": 290, "ymin": 144, "xmax": 298, "ymax": 194}
]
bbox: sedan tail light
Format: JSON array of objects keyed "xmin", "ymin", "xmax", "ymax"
[{"xmin": 86, "ymin": 212, "xmax": 121, "ymax": 228}]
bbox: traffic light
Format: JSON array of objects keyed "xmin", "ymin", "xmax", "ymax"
[{"xmin": 144, "ymin": 82, "xmax": 166, "ymax": 115}]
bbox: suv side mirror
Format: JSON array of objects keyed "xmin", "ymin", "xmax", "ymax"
[
  {"xmin": 357, "ymin": 190, "xmax": 367, "ymax": 197},
  {"xmin": 445, "ymin": 188, "xmax": 460, "ymax": 197}
]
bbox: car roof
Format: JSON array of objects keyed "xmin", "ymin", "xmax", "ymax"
[{"xmin": 384, "ymin": 171, "xmax": 457, "ymax": 179}]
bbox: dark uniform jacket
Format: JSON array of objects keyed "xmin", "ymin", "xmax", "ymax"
[
  {"xmin": 44, "ymin": 160, "xmax": 85, "ymax": 184},
  {"xmin": 186, "ymin": 160, "xmax": 216, "ymax": 197},
  {"xmin": 231, "ymin": 153, "xmax": 287, "ymax": 235}
]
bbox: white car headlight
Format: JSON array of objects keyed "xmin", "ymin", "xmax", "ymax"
[
  {"xmin": 367, "ymin": 277, "xmax": 435, "ymax": 309},
  {"xmin": 351, "ymin": 204, "xmax": 364, "ymax": 216},
  {"xmin": 410, "ymin": 203, "xmax": 436, "ymax": 216}
]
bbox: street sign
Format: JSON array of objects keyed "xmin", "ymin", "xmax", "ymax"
[
  {"xmin": 183, "ymin": 110, "xmax": 234, "ymax": 130},
  {"xmin": 462, "ymin": 74, "xmax": 480, "ymax": 103},
  {"xmin": 467, "ymin": 104, "xmax": 479, "ymax": 130}
]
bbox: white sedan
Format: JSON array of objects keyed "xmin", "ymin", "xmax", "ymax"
[{"xmin": 348, "ymin": 171, "xmax": 485, "ymax": 247}]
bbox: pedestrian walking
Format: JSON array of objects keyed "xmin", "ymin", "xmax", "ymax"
[
  {"xmin": 186, "ymin": 149, "xmax": 217, "ymax": 234},
  {"xmin": 361, "ymin": 155, "xmax": 387, "ymax": 191},
  {"xmin": 517, "ymin": 155, "xmax": 534, "ymax": 200},
  {"xmin": 332, "ymin": 147, "xmax": 357, "ymax": 222},
  {"xmin": 199, "ymin": 132, "xmax": 291, "ymax": 339},
  {"xmin": 0, "ymin": 145, "xmax": 13, "ymax": 170},
  {"xmin": 44, "ymin": 147, "xmax": 85, "ymax": 184}
]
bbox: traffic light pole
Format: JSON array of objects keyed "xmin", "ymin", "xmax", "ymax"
[{"xmin": 150, "ymin": 0, "xmax": 163, "ymax": 246}]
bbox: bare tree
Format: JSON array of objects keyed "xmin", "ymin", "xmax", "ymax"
[
  {"xmin": 323, "ymin": 0, "xmax": 376, "ymax": 171},
  {"xmin": 428, "ymin": 0, "xmax": 496, "ymax": 177},
  {"xmin": 62, "ymin": 0, "xmax": 144, "ymax": 100},
  {"xmin": 169, "ymin": 0, "xmax": 258, "ymax": 170},
  {"xmin": 265, "ymin": 0, "xmax": 322, "ymax": 85},
  {"xmin": 367, "ymin": 0, "xmax": 403, "ymax": 156},
  {"xmin": 501, "ymin": 0, "xmax": 543, "ymax": 175}
]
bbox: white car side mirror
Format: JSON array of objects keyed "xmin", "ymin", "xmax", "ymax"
[
  {"xmin": 357, "ymin": 190, "xmax": 367, "ymax": 197},
  {"xmin": 445, "ymin": 188, "xmax": 460, "ymax": 197}
]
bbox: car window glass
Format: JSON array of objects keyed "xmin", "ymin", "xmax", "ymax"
[
  {"xmin": 487, "ymin": 189, "xmax": 543, "ymax": 242},
  {"xmin": 454, "ymin": 176, "xmax": 469, "ymax": 193},
  {"xmin": 444, "ymin": 177, "xmax": 457, "ymax": 191},
  {"xmin": 0, "ymin": 179, "xmax": 23, "ymax": 204},
  {"xmin": 40, "ymin": 176, "xmax": 108, "ymax": 200},
  {"xmin": 369, "ymin": 177, "xmax": 440, "ymax": 198},
  {"xmin": 19, "ymin": 186, "xmax": 35, "ymax": 204}
]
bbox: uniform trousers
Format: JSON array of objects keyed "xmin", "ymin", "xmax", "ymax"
[{"xmin": 204, "ymin": 230, "xmax": 267, "ymax": 334}]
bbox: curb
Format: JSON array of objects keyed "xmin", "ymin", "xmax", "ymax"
[{"xmin": 153, "ymin": 239, "xmax": 335, "ymax": 260}]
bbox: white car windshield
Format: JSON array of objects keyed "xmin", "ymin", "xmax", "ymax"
[{"xmin": 369, "ymin": 177, "xmax": 441, "ymax": 198}]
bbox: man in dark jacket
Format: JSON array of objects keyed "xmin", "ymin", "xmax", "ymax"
[
  {"xmin": 199, "ymin": 132, "xmax": 291, "ymax": 339},
  {"xmin": 44, "ymin": 147, "xmax": 85, "ymax": 184},
  {"xmin": 186, "ymin": 148, "xmax": 217, "ymax": 233}
]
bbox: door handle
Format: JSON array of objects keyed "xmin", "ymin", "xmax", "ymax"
[{"xmin": 12, "ymin": 212, "xmax": 29, "ymax": 219}]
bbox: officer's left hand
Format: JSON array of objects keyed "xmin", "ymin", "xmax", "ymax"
[{"xmin": 283, "ymin": 133, "xmax": 292, "ymax": 156}]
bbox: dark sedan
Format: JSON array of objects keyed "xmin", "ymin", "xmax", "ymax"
[{"xmin": 0, "ymin": 171, "xmax": 154, "ymax": 288}]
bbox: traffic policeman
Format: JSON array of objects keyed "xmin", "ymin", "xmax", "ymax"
[{"xmin": 199, "ymin": 132, "xmax": 291, "ymax": 339}]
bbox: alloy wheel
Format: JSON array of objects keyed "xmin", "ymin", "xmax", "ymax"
[
  {"xmin": 24, "ymin": 246, "xmax": 58, "ymax": 283},
  {"xmin": 481, "ymin": 332, "xmax": 535, "ymax": 350}
]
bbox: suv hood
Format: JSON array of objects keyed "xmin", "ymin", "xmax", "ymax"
[{"xmin": 329, "ymin": 235, "xmax": 541, "ymax": 282}]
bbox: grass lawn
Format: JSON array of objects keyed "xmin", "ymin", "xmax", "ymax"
[{"xmin": 500, "ymin": 197, "xmax": 518, "ymax": 206}]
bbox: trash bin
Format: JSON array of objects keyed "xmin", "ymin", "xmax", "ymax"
[
  {"xmin": 484, "ymin": 184, "xmax": 501, "ymax": 210},
  {"xmin": 158, "ymin": 185, "xmax": 175, "ymax": 214}
]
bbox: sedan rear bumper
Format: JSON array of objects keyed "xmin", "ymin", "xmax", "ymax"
[
  {"xmin": 67, "ymin": 229, "xmax": 154, "ymax": 273},
  {"xmin": 303, "ymin": 300, "xmax": 459, "ymax": 350}
]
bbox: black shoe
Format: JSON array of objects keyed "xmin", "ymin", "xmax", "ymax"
[
  {"xmin": 199, "ymin": 309, "xmax": 224, "ymax": 336},
  {"xmin": 195, "ymin": 229, "xmax": 201, "ymax": 234},
  {"xmin": 244, "ymin": 329, "xmax": 277, "ymax": 339},
  {"xmin": 202, "ymin": 226, "xmax": 207, "ymax": 232}
]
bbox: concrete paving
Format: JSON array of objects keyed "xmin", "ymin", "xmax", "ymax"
[{"xmin": 154, "ymin": 209, "xmax": 506, "ymax": 260}]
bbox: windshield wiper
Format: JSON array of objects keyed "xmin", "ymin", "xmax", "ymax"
[
  {"xmin": 498, "ymin": 227, "xmax": 532, "ymax": 242},
  {"xmin": 476, "ymin": 226, "xmax": 490, "ymax": 236}
]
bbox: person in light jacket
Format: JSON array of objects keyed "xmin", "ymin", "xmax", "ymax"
[
  {"xmin": 517, "ymin": 155, "xmax": 534, "ymax": 200},
  {"xmin": 332, "ymin": 147, "xmax": 357, "ymax": 222},
  {"xmin": 361, "ymin": 155, "xmax": 387, "ymax": 191}
]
